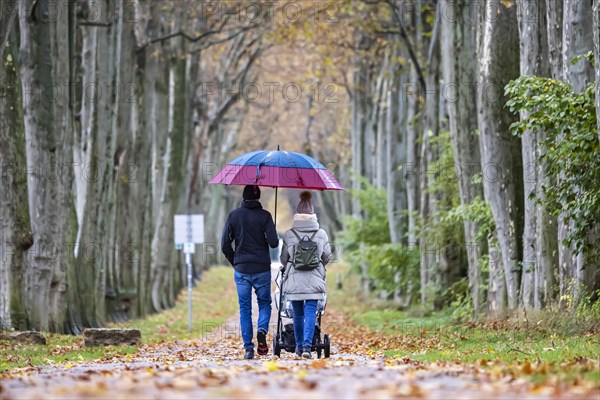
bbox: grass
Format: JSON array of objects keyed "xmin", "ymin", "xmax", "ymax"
[
  {"xmin": 0, "ymin": 266, "xmax": 236, "ymax": 372},
  {"xmin": 135, "ymin": 266, "xmax": 237, "ymax": 343},
  {"xmin": 326, "ymin": 263, "xmax": 600, "ymax": 386}
]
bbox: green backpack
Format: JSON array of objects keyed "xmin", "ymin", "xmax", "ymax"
[{"xmin": 291, "ymin": 229, "xmax": 320, "ymax": 271}]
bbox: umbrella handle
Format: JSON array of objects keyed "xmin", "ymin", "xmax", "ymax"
[{"xmin": 274, "ymin": 187, "xmax": 278, "ymax": 229}]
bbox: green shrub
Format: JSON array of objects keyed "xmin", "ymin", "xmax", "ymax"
[
  {"xmin": 339, "ymin": 177, "xmax": 419, "ymax": 301},
  {"xmin": 505, "ymin": 74, "xmax": 600, "ymax": 256}
]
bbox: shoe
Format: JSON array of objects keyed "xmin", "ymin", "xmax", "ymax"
[
  {"xmin": 244, "ymin": 349, "xmax": 254, "ymax": 359},
  {"xmin": 295, "ymin": 348, "xmax": 303, "ymax": 358},
  {"xmin": 257, "ymin": 330, "xmax": 269, "ymax": 356},
  {"xmin": 302, "ymin": 350, "xmax": 312, "ymax": 359}
]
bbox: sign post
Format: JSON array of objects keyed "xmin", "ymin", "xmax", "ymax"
[{"xmin": 174, "ymin": 214, "xmax": 204, "ymax": 332}]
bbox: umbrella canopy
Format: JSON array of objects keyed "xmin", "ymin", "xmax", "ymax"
[{"xmin": 208, "ymin": 149, "xmax": 344, "ymax": 191}]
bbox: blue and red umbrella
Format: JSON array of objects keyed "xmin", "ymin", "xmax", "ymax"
[
  {"xmin": 208, "ymin": 149, "xmax": 343, "ymax": 191},
  {"xmin": 208, "ymin": 147, "xmax": 344, "ymax": 223}
]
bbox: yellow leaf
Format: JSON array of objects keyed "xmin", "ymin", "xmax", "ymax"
[
  {"xmin": 64, "ymin": 363, "xmax": 73, "ymax": 369},
  {"xmin": 297, "ymin": 370, "xmax": 308, "ymax": 380},
  {"xmin": 263, "ymin": 360, "xmax": 279, "ymax": 371},
  {"xmin": 6, "ymin": 54, "xmax": 12, "ymax": 63}
]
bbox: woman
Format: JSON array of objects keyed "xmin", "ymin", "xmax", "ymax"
[{"xmin": 280, "ymin": 191, "xmax": 332, "ymax": 359}]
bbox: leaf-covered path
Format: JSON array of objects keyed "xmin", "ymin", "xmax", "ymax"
[{"xmin": 1, "ymin": 268, "xmax": 598, "ymax": 399}]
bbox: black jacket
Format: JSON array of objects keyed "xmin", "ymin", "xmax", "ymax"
[{"xmin": 221, "ymin": 200, "xmax": 279, "ymax": 274}]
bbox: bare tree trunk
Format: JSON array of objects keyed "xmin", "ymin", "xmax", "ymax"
[
  {"xmin": 419, "ymin": 2, "xmax": 440, "ymax": 307},
  {"xmin": 440, "ymin": 0, "xmax": 486, "ymax": 314},
  {"xmin": 477, "ymin": 0, "xmax": 523, "ymax": 310},
  {"xmin": 545, "ymin": 0, "xmax": 572, "ymax": 303},
  {"xmin": 386, "ymin": 54, "xmax": 410, "ymax": 303},
  {"xmin": 18, "ymin": 0, "xmax": 75, "ymax": 331},
  {"xmin": 595, "ymin": 0, "xmax": 600, "ymax": 144},
  {"xmin": 405, "ymin": 64, "xmax": 421, "ymax": 247},
  {"xmin": 562, "ymin": 0, "xmax": 595, "ymax": 301},
  {"xmin": 112, "ymin": 10, "xmax": 140, "ymax": 322},
  {"xmin": 387, "ymin": 54, "xmax": 408, "ymax": 244},
  {"xmin": 375, "ymin": 58, "xmax": 389, "ymax": 190},
  {"xmin": 350, "ymin": 35, "xmax": 373, "ymax": 295},
  {"xmin": 0, "ymin": 34, "xmax": 29, "ymax": 331},
  {"xmin": 517, "ymin": 0, "xmax": 555, "ymax": 309},
  {"xmin": 487, "ymin": 241, "xmax": 506, "ymax": 314}
]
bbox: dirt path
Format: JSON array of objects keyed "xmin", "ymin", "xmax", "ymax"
[{"xmin": 1, "ymin": 267, "xmax": 598, "ymax": 399}]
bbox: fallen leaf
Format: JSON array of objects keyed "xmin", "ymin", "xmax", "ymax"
[
  {"xmin": 297, "ymin": 369, "xmax": 308, "ymax": 380},
  {"xmin": 263, "ymin": 360, "xmax": 279, "ymax": 371}
]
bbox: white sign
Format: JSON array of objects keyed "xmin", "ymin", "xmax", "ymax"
[
  {"xmin": 183, "ymin": 242, "xmax": 195, "ymax": 254},
  {"xmin": 174, "ymin": 214, "xmax": 205, "ymax": 332},
  {"xmin": 174, "ymin": 214, "xmax": 204, "ymax": 245}
]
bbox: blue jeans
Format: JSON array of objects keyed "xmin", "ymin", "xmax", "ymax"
[
  {"xmin": 291, "ymin": 300, "xmax": 318, "ymax": 352},
  {"xmin": 234, "ymin": 270, "xmax": 272, "ymax": 350}
]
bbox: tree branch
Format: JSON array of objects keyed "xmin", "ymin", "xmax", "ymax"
[
  {"xmin": 136, "ymin": 18, "xmax": 230, "ymax": 51},
  {"xmin": 426, "ymin": 1, "xmax": 442, "ymax": 71},
  {"xmin": 383, "ymin": 0, "xmax": 426, "ymax": 94},
  {"xmin": 79, "ymin": 21, "xmax": 112, "ymax": 27},
  {"xmin": 189, "ymin": 24, "xmax": 263, "ymax": 54},
  {"xmin": 210, "ymin": 39, "xmax": 263, "ymax": 129}
]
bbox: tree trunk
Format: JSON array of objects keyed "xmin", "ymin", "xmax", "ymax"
[
  {"xmin": 375, "ymin": 57, "xmax": 389, "ymax": 190},
  {"xmin": 419, "ymin": 2, "xmax": 440, "ymax": 307},
  {"xmin": 594, "ymin": 0, "xmax": 600, "ymax": 144},
  {"xmin": 0, "ymin": 34, "xmax": 29, "ymax": 331},
  {"xmin": 350, "ymin": 34, "xmax": 373, "ymax": 295},
  {"xmin": 387, "ymin": 53, "xmax": 408, "ymax": 244},
  {"xmin": 517, "ymin": 0, "xmax": 555, "ymax": 309},
  {"xmin": 562, "ymin": 0, "xmax": 595, "ymax": 301},
  {"xmin": 440, "ymin": 0, "xmax": 486, "ymax": 314},
  {"xmin": 405, "ymin": 65, "xmax": 421, "ymax": 247},
  {"xmin": 18, "ymin": 0, "xmax": 74, "ymax": 331},
  {"xmin": 487, "ymin": 241, "xmax": 506, "ymax": 314},
  {"xmin": 477, "ymin": 0, "xmax": 523, "ymax": 310}
]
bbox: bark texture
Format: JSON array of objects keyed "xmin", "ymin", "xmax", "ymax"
[{"xmin": 477, "ymin": 0, "xmax": 523, "ymax": 309}]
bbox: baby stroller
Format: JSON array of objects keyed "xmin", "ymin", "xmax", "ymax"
[{"xmin": 273, "ymin": 269, "xmax": 331, "ymax": 358}]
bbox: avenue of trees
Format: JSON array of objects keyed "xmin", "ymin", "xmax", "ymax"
[
  {"xmin": 1, "ymin": 0, "xmax": 599, "ymax": 333},
  {"xmin": 337, "ymin": 0, "xmax": 600, "ymax": 317}
]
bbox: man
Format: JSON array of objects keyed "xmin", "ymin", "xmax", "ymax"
[{"xmin": 221, "ymin": 185, "xmax": 279, "ymax": 359}]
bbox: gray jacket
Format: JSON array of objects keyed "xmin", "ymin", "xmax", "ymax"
[{"xmin": 280, "ymin": 216, "xmax": 332, "ymax": 301}]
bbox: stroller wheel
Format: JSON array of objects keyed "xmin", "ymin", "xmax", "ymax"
[
  {"xmin": 316, "ymin": 347, "xmax": 322, "ymax": 358},
  {"xmin": 273, "ymin": 335, "xmax": 281, "ymax": 357},
  {"xmin": 324, "ymin": 334, "xmax": 331, "ymax": 358}
]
